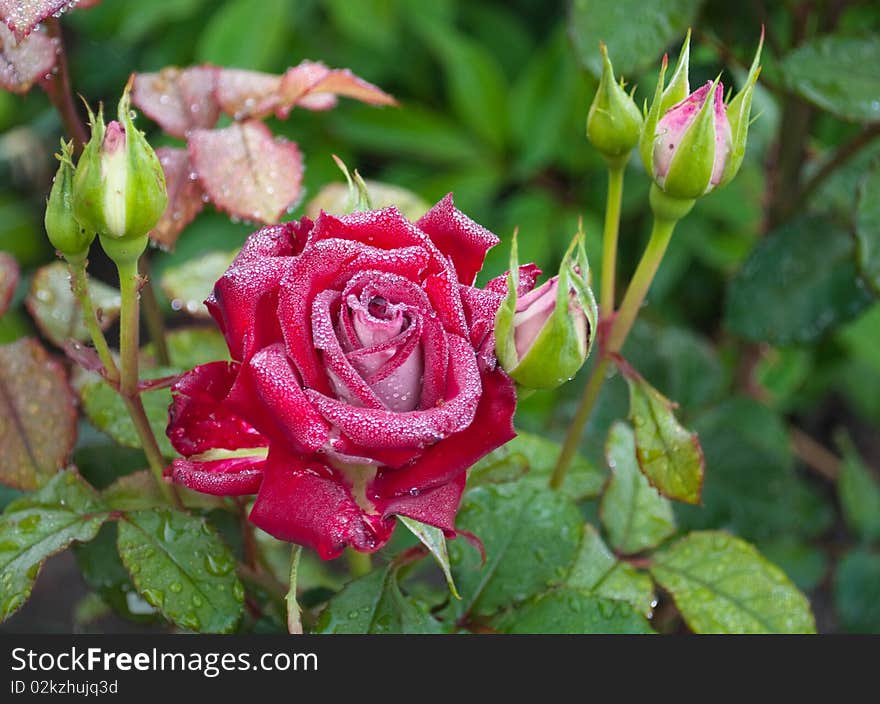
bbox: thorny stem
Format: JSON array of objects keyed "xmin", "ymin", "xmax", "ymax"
[
  {"xmin": 346, "ymin": 548, "xmax": 372, "ymax": 578},
  {"xmin": 552, "ymin": 216, "xmax": 679, "ymax": 488},
  {"xmin": 790, "ymin": 427, "xmax": 841, "ymax": 482},
  {"xmin": 600, "ymin": 165, "xmax": 625, "ymax": 315},
  {"xmin": 116, "ymin": 257, "xmax": 181, "ymax": 508},
  {"xmin": 138, "ymin": 257, "xmax": 170, "ymax": 366},
  {"xmin": 67, "ymin": 256, "xmax": 119, "ymax": 384},
  {"xmin": 42, "ymin": 19, "xmax": 88, "ymax": 151}
]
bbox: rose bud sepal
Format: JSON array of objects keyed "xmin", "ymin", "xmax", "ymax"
[
  {"xmin": 586, "ymin": 43, "xmax": 643, "ymax": 167},
  {"xmin": 45, "ymin": 139, "xmax": 94, "ymax": 263},
  {"xmin": 73, "ymin": 79, "xmax": 167, "ymax": 259},
  {"xmin": 660, "ymin": 29, "xmax": 691, "ymax": 113},
  {"xmin": 496, "ymin": 230, "xmax": 598, "ymax": 391},
  {"xmin": 718, "ymin": 29, "xmax": 764, "ymax": 188}
]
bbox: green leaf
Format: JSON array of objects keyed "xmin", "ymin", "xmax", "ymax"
[
  {"xmin": 650, "ymin": 531, "xmax": 816, "ymax": 634},
  {"xmin": 856, "ymin": 159, "xmax": 880, "ymax": 295},
  {"xmin": 496, "ymin": 590, "xmax": 654, "ymax": 634},
  {"xmin": 0, "ymin": 338, "xmax": 77, "ymax": 489},
  {"xmin": 398, "ymin": 516, "xmax": 459, "ymax": 599},
  {"xmin": 833, "ymin": 547, "xmax": 880, "ymax": 634},
  {"xmin": 102, "ymin": 470, "xmax": 225, "ymax": 512},
  {"xmin": 622, "ymin": 366, "xmax": 704, "ymax": 505},
  {"xmin": 725, "ymin": 216, "xmax": 875, "ymax": 345},
  {"xmin": 450, "ymin": 483, "xmax": 582, "ymax": 617},
  {"xmin": 25, "ymin": 262, "xmax": 120, "ymax": 349},
  {"xmin": 569, "ymin": 0, "xmax": 702, "ymax": 78},
  {"xmin": 73, "ymin": 523, "xmax": 159, "ymax": 623},
  {"xmin": 600, "ymin": 422, "xmax": 677, "ymax": 554},
  {"xmin": 467, "ymin": 431, "xmax": 606, "ymax": 501},
  {"xmin": 567, "ymin": 524, "xmax": 656, "ymax": 617},
  {"xmin": 757, "ymin": 537, "xmax": 827, "ymax": 592},
  {"xmin": 412, "ymin": 23, "xmax": 508, "ymax": 151},
  {"xmin": 80, "ymin": 367, "xmax": 177, "ymax": 458},
  {"xmin": 314, "ymin": 564, "xmax": 444, "ymax": 634},
  {"xmin": 116, "ymin": 508, "xmax": 244, "ymax": 633},
  {"xmin": 781, "ymin": 36, "xmax": 880, "ymax": 124},
  {"xmin": 677, "ymin": 398, "xmax": 833, "ymax": 542},
  {"xmin": 836, "ymin": 434, "xmax": 880, "ymax": 543},
  {"xmin": 196, "ymin": 0, "xmax": 289, "ymax": 71},
  {"xmin": 159, "ymin": 250, "xmax": 237, "ymax": 319},
  {"xmin": 0, "ymin": 470, "xmax": 107, "ymax": 621}
]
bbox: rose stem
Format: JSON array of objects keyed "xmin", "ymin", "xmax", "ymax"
[
  {"xmin": 287, "ymin": 545, "xmax": 303, "ymax": 634},
  {"xmin": 550, "ymin": 215, "xmax": 678, "ymax": 489},
  {"xmin": 138, "ymin": 257, "xmax": 170, "ymax": 366},
  {"xmin": 43, "ymin": 19, "xmax": 88, "ymax": 151},
  {"xmin": 599, "ymin": 164, "xmax": 625, "ymax": 315},
  {"xmin": 116, "ymin": 256, "xmax": 181, "ymax": 508},
  {"xmin": 68, "ymin": 255, "xmax": 120, "ymax": 384},
  {"xmin": 346, "ymin": 549, "xmax": 372, "ymax": 578}
]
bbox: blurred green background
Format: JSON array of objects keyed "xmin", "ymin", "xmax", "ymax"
[{"xmin": 1, "ymin": 0, "xmax": 879, "ymax": 633}]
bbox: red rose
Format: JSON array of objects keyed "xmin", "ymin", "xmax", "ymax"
[{"xmin": 166, "ymin": 195, "xmax": 538, "ymax": 558}]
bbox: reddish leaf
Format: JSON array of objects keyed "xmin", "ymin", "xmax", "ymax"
[
  {"xmin": 149, "ymin": 147, "xmax": 205, "ymax": 250},
  {"xmin": 0, "ymin": 337, "xmax": 76, "ymax": 489},
  {"xmin": 188, "ymin": 121, "xmax": 303, "ymax": 224},
  {"xmin": 0, "ymin": 22, "xmax": 56, "ymax": 94},
  {"xmin": 0, "ymin": 0, "xmax": 79, "ymax": 41},
  {"xmin": 132, "ymin": 65, "xmax": 219, "ymax": 139},
  {"xmin": 0, "ymin": 251, "xmax": 18, "ymax": 316},
  {"xmin": 280, "ymin": 61, "xmax": 397, "ymax": 112},
  {"xmin": 215, "ymin": 68, "xmax": 283, "ymax": 120}
]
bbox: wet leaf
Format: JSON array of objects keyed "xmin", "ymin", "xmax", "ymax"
[
  {"xmin": 0, "ymin": 251, "xmax": 18, "ymax": 317},
  {"xmin": 781, "ymin": 35, "xmax": 880, "ymax": 123},
  {"xmin": 0, "ymin": 469, "xmax": 107, "ymax": 621},
  {"xmin": 567, "ymin": 524, "xmax": 656, "ymax": 617},
  {"xmin": 189, "ymin": 121, "xmax": 303, "ymax": 224},
  {"xmin": 155, "ymin": 327, "xmax": 229, "ymax": 369},
  {"xmin": 0, "ymin": 337, "xmax": 76, "ymax": 489},
  {"xmin": 117, "ymin": 508, "xmax": 244, "ymax": 633},
  {"xmin": 569, "ymin": 0, "xmax": 701, "ymax": 77},
  {"xmin": 131, "ymin": 65, "xmax": 219, "ymax": 139},
  {"xmin": 102, "ymin": 470, "xmax": 224, "ymax": 512},
  {"xmin": 621, "ymin": 365, "xmax": 704, "ymax": 505},
  {"xmin": 305, "ymin": 180, "xmax": 430, "ymax": 221},
  {"xmin": 496, "ymin": 590, "xmax": 654, "ymax": 634},
  {"xmin": 650, "ymin": 531, "xmax": 816, "ymax": 633},
  {"xmin": 314, "ymin": 563, "xmax": 444, "ymax": 634},
  {"xmin": 836, "ymin": 434, "xmax": 880, "ymax": 543},
  {"xmin": 833, "ymin": 547, "xmax": 880, "ymax": 634},
  {"xmin": 467, "ymin": 431, "xmax": 606, "ymax": 501},
  {"xmin": 25, "ymin": 261, "xmax": 120, "ymax": 348},
  {"xmin": 725, "ymin": 216, "xmax": 874, "ymax": 344},
  {"xmin": 0, "ymin": 22, "xmax": 56, "ymax": 94},
  {"xmin": 159, "ymin": 250, "xmax": 236, "ymax": 318},
  {"xmin": 79, "ymin": 366, "xmax": 177, "ymax": 458},
  {"xmin": 857, "ymin": 160, "xmax": 880, "ymax": 295},
  {"xmin": 0, "ymin": 0, "xmax": 87, "ymax": 40},
  {"xmin": 450, "ymin": 483, "xmax": 583, "ymax": 618},
  {"xmin": 149, "ymin": 147, "xmax": 205, "ymax": 251},
  {"xmin": 600, "ymin": 422, "xmax": 677, "ymax": 554},
  {"xmin": 398, "ymin": 515, "xmax": 459, "ymax": 599}
]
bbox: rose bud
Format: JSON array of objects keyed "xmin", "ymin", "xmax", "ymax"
[
  {"xmin": 73, "ymin": 79, "xmax": 167, "ymax": 246},
  {"xmin": 495, "ymin": 230, "xmax": 598, "ymax": 391},
  {"xmin": 45, "ymin": 139, "xmax": 94, "ymax": 262},
  {"xmin": 586, "ymin": 43, "xmax": 643, "ymax": 166}
]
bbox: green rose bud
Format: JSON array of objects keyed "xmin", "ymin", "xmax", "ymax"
[
  {"xmin": 44, "ymin": 139, "xmax": 94, "ymax": 262},
  {"xmin": 495, "ymin": 229, "xmax": 598, "ymax": 391},
  {"xmin": 73, "ymin": 79, "xmax": 167, "ymax": 250},
  {"xmin": 586, "ymin": 43, "xmax": 643, "ymax": 166}
]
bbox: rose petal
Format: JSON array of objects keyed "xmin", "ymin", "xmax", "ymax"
[
  {"xmin": 170, "ymin": 456, "xmax": 264, "ymax": 496},
  {"xmin": 232, "ymin": 217, "xmax": 311, "ymax": 266},
  {"xmin": 188, "ymin": 121, "xmax": 303, "ymax": 224},
  {"xmin": 484, "ymin": 263, "xmax": 542, "ymax": 297},
  {"xmin": 167, "ymin": 361, "xmax": 267, "ymax": 457},
  {"xmin": 373, "ymin": 366, "xmax": 516, "ymax": 497},
  {"xmin": 249, "ymin": 450, "xmax": 394, "ymax": 559},
  {"xmin": 132, "ymin": 65, "xmax": 219, "ymax": 139},
  {"xmin": 149, "ymin": 147, "xmax": 204, "ymax": 251},
  {"xmin": 380, "ymin": 472, "xmax": 466, "ymax": 535},
  {"xmin": 417, "ymin": 193, "xmax": 500, "ymax": 285},
  {"xmin": 0, "ymin": 23, "xmax": 56, "ymax": 94}
]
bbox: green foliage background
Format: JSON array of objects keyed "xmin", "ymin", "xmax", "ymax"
[{"xmin": 1, "ymin": 0, "xmax": 879, "ymax": 633}]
